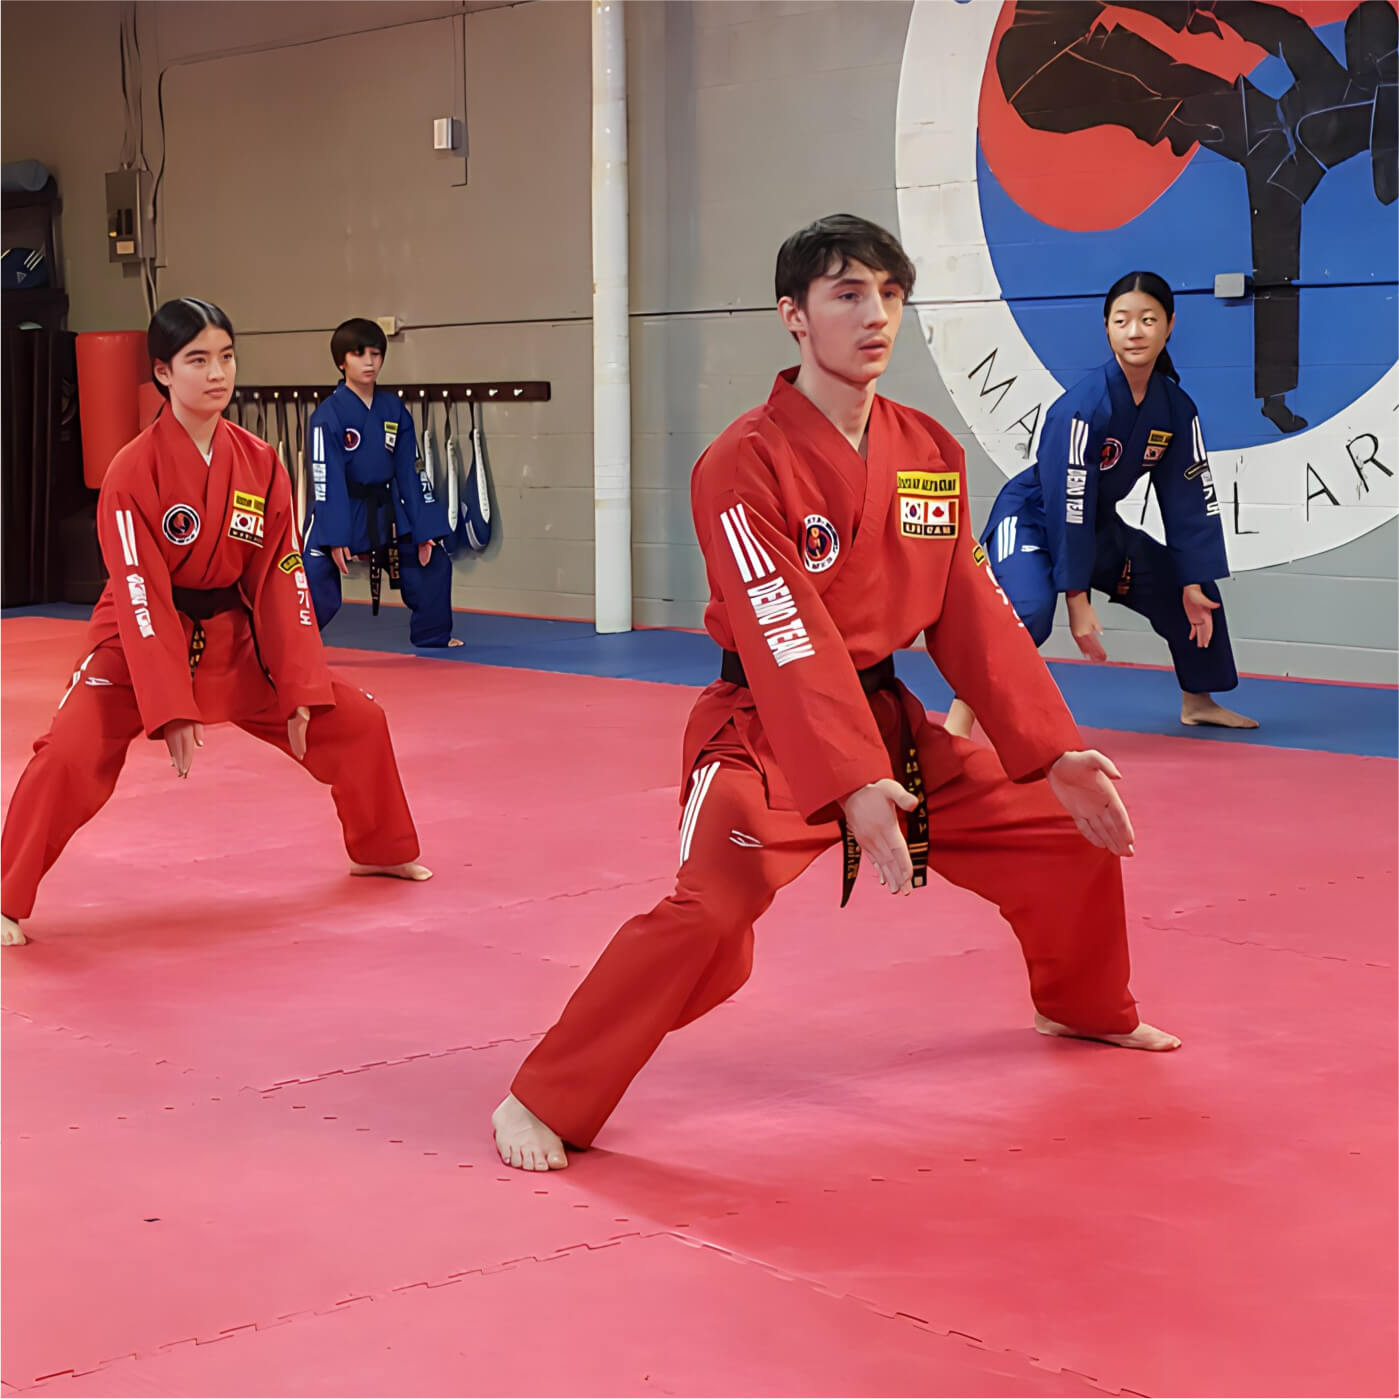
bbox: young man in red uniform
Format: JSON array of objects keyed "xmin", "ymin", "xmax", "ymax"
[
  {"xmin": 0, "ymin": 298, "xmax": 429, "ymax": 947},
  {"xmin": 493, "ymin": 216, "xmax": 1179, "ymax": 1171}
]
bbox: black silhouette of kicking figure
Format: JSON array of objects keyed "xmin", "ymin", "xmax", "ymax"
[{"xmin": 996, "ymin": 0, "xmax": 1398, "ymax": 435}]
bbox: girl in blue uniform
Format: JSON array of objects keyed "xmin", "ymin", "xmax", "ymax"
[{"xmin": 947, "ymin": 272, "xmax": 1256, "ymax": 736}]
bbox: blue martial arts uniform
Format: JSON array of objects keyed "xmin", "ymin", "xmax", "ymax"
[
  {"xmin": 303, "ymin": 384, "xmax": 455, "ymax": 647},
  {"xmin": 981, "ymin": 358, "xmax": 1238, "ymax": 694}
]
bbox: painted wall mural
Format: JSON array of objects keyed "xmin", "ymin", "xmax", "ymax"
[{"xmin": 897, "ymin": 0, "xmax": 1398, "ymax": 570}]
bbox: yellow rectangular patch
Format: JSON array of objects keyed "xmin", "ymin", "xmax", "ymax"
[
  {"xmin": 896, "ymin": 470, "xmax": 960, "ymax": 497},
  {"xmin": 278, "ymin": 551, "xmax": 303, "ymax": 574},
  {"xmin": 1147, "ymin": 430, "xmax": 1173, "ymax": 448},
  {"xmin": 972, "ymin": 544, "xmax": 987, "ymax": 567},
  {"xmin": 232, "ymin": 490, "xmax": 266, "ymax": 515}
]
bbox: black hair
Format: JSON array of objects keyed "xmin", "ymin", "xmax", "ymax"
[
  {"xmin": 147, "ymin": 297, "xmax": 235, "ymax": 399},
  {"xmin": 1103, "ymin": 271, "xmax": 1179, "ymax": 383},
  {"xmin": 331, "ymin": 317, "xmax": 388, "ymax": 373},
  {"xmin": 775, "ymin": 214, "xmax": 917, "ymax": 307}
]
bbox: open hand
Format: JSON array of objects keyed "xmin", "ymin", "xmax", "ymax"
[
  {"xmin": 164, "ymin": 719, "xmax": 204, "ymax": 779},
  {"xmin": 1068, "ymin": 595, "xmax": 1108, "ymax": 663},
  {"xmin": 1182, "ymin": 584, "xmax": 1220, "ymax": 649},
  {"xmin": 330, "ymin": 546, "xmax": 352, "ymax": 575},
  {"xmin": 840, "ymin": 778, "xmax": 920, "ymax": 895},
  {"xmin": 417, "ymin": 539, "xmax": 434, "ymax": 567},
  {"xmin": 1048, "ymin": 750, "xmax": 1135, "ymax": 856},
  {"xmin": 287, "ymin": 706, "xmax": 311, "ymax": 761}
]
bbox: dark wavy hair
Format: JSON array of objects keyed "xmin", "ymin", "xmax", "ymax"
[
  {"xmin": 148, "ymin": 297, "xmax": 235, "ymax": 399},
  {"xmin": 1103, "ymin": 271, "xmax": 1179, "ymax": 383},
  {"xmin": 775, "ymin": 214, "xmax": 917, "ymax": 307}
]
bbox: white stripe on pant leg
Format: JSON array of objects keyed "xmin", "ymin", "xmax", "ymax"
[
  {"xmin": 679, "ymin": 761, "xmax": 720, "ymax": 865},
  {"xmin": 679, "ymin": 765, "xmax": 708, "ymax": 852},
  {"xmin": 57, "ymin": 649, "xmax": 99, "ymax": 711},
  {"xmin": 1008, "ymin": 515, "xmax": 1017, "ymax": 556},
  {"xmin": 679, "ymin": 761, "xmax": 721, "ymax": 865}
]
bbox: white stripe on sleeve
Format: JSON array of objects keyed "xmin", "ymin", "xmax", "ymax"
[
  {"xmin": 732, "ymin": 504, "xmax": 775, "ymax": 576},
  {"xmin": 719, "ymin": 510, "xmax": 754, "ymax": 583},
  {"xmin": 115, "ymin": 509, "xmax": 138, "ymax": 566}
]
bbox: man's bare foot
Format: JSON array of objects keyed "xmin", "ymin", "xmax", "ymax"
[
  {"xmin": 493, "ymin": 1093, "xmax": 568, "ymax": 1171},
  {"xmin": 448, "ymin": 637, "xmax": 464, "ymax": 648},
  {"xmin": 348, "ymin": 861, "xmax": 433, "ymax": 881},
  {"xmin": 1, "ymin": 915, "xmax": 26, "ymax": 946},
  {"xmin": 1035, "ymin": 1011, "xmax": 1180, "ymax": 1051},
  {"xmin": 944, "ymin": 697, "xmax": 976, "ymax": 738},
  {"xmin": 1180, "ymin": 693, "xmax": 1259, "ymax": 729}
]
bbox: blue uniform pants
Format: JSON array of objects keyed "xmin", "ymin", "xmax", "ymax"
[
  {"xmin": 305, "ymin": 538, "xmax": 454, "ymax": 648},
  {"xmin": 981, "ymin": 503, "xmax": 1238, "ymax": 695}
]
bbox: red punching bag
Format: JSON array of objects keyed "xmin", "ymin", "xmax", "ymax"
[{"xmin": 75, "ymin": 330, "xmax": 151, "ymax": 490}]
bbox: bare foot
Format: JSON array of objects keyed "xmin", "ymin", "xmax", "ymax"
[
  {"xmin": 348, "ymin": 861, "xmax": 433, "ymax": 881},
  {"xmin": 1180, "ymin": 694, "xmax": 1259, "ymax": 729},
  {"xmin": 493, "ymin": 1093, "xmax": 568, "ymax": 1171},
  {"xmin": 448, "ymin": 637, "xmax": 465, "ymax": 648},
  {"xmin": 1, "ymin": 915, "xmax": 26, "ymax": 946},
  {"xmin": 944, "ymin": 697, "xmax": 976, "ymax": 738},
  {"xmin": 1035, "ymin": 1011, "xmax": 1181, "ymax": 1052}
]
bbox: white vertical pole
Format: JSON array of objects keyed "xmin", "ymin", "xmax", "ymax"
[{"xmin": 592, "ymin": 0, "xmax": 631, "ymax": 634}]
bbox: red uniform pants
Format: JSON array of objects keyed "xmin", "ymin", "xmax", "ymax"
[
  {"xmin": 513, "ymin": 709, "xmax": 1138, "ymax": 1148},
  {"xmin": 1, "ymin": 642, "xmax": 420, "ymax": 920}
]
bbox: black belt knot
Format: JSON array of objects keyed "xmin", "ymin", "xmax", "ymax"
[
  {"xmin": 717, "ymin": 649, "xmax": 928, "ymax": 905},
  {"xmin": 346, "ymin": 480, "xmax": 399, "ymax": 614},
  {"xmin": 172, "ymin": 585, "xmax": 244, "ymax": 675}
]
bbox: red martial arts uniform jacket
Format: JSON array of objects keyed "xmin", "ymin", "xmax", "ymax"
[
  {"xmin": 88, "ymin": 411, "xmax": 336, "ymax": 737},
  {"xmin": 683, "ymin": 371, "xmax": 1083, "ymax": 821}
]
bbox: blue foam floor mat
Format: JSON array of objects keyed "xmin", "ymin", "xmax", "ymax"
[{"xmin": 5, "ymin": 600, "xmax": 1394, "ymax": 759}]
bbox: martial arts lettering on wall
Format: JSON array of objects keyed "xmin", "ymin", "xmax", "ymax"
[{"xmin": 896, "ymin": 0, "xmax": 1398, "ymax": 572}]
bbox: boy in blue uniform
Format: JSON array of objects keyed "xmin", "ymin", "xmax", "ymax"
[
  {"xmin": 950, "ymin": 272, "xmax": 1256, "ymax": 735},
  {"xmin": 303, "ymin": 319, "xmax": 460, "ymax": 648}
]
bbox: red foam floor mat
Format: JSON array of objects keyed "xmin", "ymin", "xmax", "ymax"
[
  {"xmin": 3, "ymin": 618, "xmax": 1395, "ymax": 1397},
  {"xmin": 11, "ymin": 1234, "xmax": 1114, "ymax": 1399}
]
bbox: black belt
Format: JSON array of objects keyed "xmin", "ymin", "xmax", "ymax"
[
  {"xmin": 718, "ymin": 650, "xmax": 928, "ymax": 906},
  {"xmin": 346, "ymin": 480, "xmax": 400, "ymax": 614},
  {"xmin": 172, "ymin": 585, "xmax": 245, "ymax": 675}
]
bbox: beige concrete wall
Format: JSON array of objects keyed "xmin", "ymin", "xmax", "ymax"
[{"xmin": 4, "ymin": 0, "xmax": 1394, "ymax": 676}]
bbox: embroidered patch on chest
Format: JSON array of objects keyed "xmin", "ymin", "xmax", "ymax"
[
  {"xmin": 801, "ymin": 514, "xmax": 839, "ymax": 572},
  {"xmin": 893, "ymin": 469, "xmax": 957, "ymax": 539},
  {"xmin": 162, "ymin": 504, "xmax": 201, "ymax": 546},
  {"xmin": 896, "ymin": 469, "xmax": 959, "ymax": 538},
  {"xmin": 384, "ymin": 421, "xmax": 399, "ymax": 451},
  {"xmin": 1099, "ymin": 437, "xmax": 1123, "ymax": 470},
  {"xmin": 344, "ymin": 428, "xmax": 361, "ymax": 452},
  {"xmin": 1144, "ymin": 429, "xmax": 1173, "ymax": 463},
  {"xmin": 228, "ymin": 489, "xmax": 266, "ymax": 547}
]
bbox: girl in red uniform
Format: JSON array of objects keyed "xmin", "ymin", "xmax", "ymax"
[
  {"xmin": 1, "ymin": 298, "xmax": 429, "ymax": 946},
  {"xmin": 493, "ymin": 217, "xmax": 1180, "ymax": 1171}
]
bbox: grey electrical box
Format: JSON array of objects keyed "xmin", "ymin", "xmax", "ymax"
[
  {"xmin": 1213, "ymin": 272, "xmax": 1250, "ymax": 299},
  {"xmin": 105, "ymin": 169, "xmax": 153, "ymax": 263}
]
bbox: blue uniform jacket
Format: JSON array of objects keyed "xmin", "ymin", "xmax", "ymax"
[
  {"xmin": 994, "ymin": 359, "xmax": 1229, "ymax": 592},
  {"xmin": 305, "ymin": 385, "xmax": 449, "ymax": 551}
]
